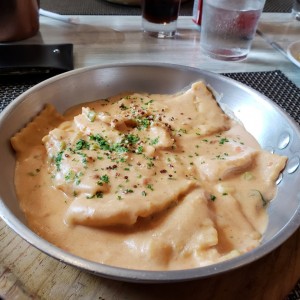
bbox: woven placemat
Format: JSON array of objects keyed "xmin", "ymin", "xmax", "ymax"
[
  {"xmin": 222, "ymin": 71, "xmax": 300, "ymax": 125},
  {"xmin": 0, "ymin": 70, "xmax": 299, "ymax": 298},
  {"xmin": 39, "ymin": 0, "xmax": 293, "ymax": 15}
]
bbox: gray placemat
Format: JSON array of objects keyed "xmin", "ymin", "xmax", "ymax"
[
  {"xmin": 39, "ymin": 0, "xmax": 293, "ymax": 15},
  {"xmin": 39, "ymin": 0, "xmax": 193, "ymax": 16},
  {"xmin": 222, "ymin": 71, "xmax": 300, "ymax": 124},
  {"xmin": 0, "ymin": 70, "xmax": 299, "ymax": 299}
]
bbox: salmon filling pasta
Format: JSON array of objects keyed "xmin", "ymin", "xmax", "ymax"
[{"xmin": 11, "ymin": 81, "xmax": 287, "ymax": 270}]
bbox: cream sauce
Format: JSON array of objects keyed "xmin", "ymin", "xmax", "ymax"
[{"xmin": 11, "ymin": 82, "xmax": 287, "ymax": 270}]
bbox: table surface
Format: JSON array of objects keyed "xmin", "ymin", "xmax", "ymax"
[{"xmin": 1, "ymin": 13, "xmax": 300, "ymax": 300}]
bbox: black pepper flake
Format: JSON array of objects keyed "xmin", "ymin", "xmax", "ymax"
[{"xmin": 160, "ymin": 169, "xmax": 167, "ymax": 174}]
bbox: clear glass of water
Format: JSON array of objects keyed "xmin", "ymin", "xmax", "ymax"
[{"xmin": 200, "ymin": 0, "xmax": 266, "ymax": 61}]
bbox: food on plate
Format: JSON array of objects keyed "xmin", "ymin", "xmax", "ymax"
[{"xmin": 11, "ymin": 81, "xmax": 287, "ymax": 270}]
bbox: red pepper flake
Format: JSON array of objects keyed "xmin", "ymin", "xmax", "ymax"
[
  {"xmin": 160, "ymin": 169, "xmax": 167, "ymax": 174},
  {"xmin": 106, "ymin": 165, "xmax": 118, "ymax": 170}
]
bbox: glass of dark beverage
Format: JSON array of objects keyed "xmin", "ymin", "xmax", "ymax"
[{"xmin": 141, "ymin": 0, "xmax": 181, "ymax": 38}]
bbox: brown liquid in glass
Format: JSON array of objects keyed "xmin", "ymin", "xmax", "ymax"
[{"xmin": 143, "ymin": 0, "xmax": 181, "ymax": 24}]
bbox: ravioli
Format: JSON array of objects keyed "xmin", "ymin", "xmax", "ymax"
[{"xmin": 11, "ymin": 81, "xmax": 287, "ymax": 270}]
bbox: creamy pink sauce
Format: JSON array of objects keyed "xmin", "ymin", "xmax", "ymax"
[{"xmin": 11, "ymin": 82, "xmax": 286, "ymax": 270}]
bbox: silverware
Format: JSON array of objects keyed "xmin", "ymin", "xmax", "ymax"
[
  {"xmin": 256, "ymin": 29, "xmax": 288, "ymax": 58},
  {"xmin": 39, "ymin": 8, "xmax": 79, "ymax": 24},
  {"xmin": 256, "ymin": 29, "xmax": 300, "ymax": 68}
]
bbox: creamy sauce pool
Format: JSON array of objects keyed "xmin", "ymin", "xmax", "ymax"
[{"xmin": 11, "ymin": 82, "xmax": 287, "ymax": 270}]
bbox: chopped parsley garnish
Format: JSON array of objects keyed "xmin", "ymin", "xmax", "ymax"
[
  {"xmin": 86, "ymin": 191, "xmax": 103, "ymax": 199},
  {"xmin": 55, "ymin": 151, "xmax": 64, "ymax": 171},
  {"xmin": 97, "ymin": 174, "xmax": 110, "ymax": 186},
  {"xmin": 87, "ymin": 110, "xmax": 96, "ymax": 122},
  {"xmin": 136, "ymin": 117, "xmax": 151, "ymax": 130},
  {"xmin": 89, "ymin": 134, "xmax": 111, "ymax": 151},
  {"xmin": 77, "ymin": 152, "xmax": 87, "ymax": 164},
  {"xmin": 147, "ymin": 184, "xmax": 154, "ymax": 191},
  {"xmin": 112, "ymin": 143, "xmax": 129, "ymax": 153},
  {"xmin": 136, "ymin": 146, "xmax": 144, "ymax": 154},
  {"xmin": 219, "ymin": 137, "xmax": 229, "ymax": 145},
  {"xmin": 65, "ymin": 170, "xmax": 83, "ymax": 185},
  {"xmin": 145, "ymin": 99, "xmax": 154, "ymax": 105},
  {"xmin": 75, "ymin": 139, "xmax": 90, "ymax": 150},
  {"xmin": 100, "ymin": 174, "xmax": 109, "ymax": 183},
  {"xmin": 150, "ymin": 137, "xmax": 159, "ymax": 145},
  {"xmin": 124, "ymin": 134, "xmax": 139, "ymax": 145},
  {"xmin": 210, "ymin": 194, "xmax": 216, "ymax": 201},
  {"xmin": 65, "ymin": 170, "xmax": 75, "ymax": 181},
  {"xmin": 147, "ymin": 161, "xmax": 154, "ymax": 168},
  {"xmin": 178, "ymin": 128, "xmax": 187, "ymax": 134}
]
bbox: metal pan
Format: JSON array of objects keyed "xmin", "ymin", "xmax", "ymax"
[{"xmin": 0, "ymin": 63, "xmax": 299, "ymax": 283}]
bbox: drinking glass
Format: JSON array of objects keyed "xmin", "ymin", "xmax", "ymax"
[
  {"xmin": 200, "ymin": 0, "xmax": 266, "ymax": 61},
  {"xmin": 141, "ymin": 0, "xmax": 181, "ymax": 38}
]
